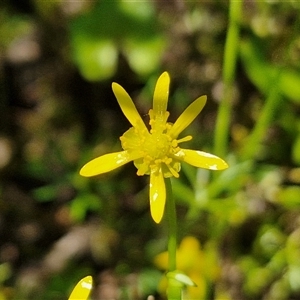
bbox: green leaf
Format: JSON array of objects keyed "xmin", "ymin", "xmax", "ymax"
[
  {"xmin": 72, "ymin": 39, "xmax": 117, "ymax": 81},
  {"xmin": 32, "ymin": 184, "xmax": 58, "ymax": 202},
  {"xmin": 276, "ymin": 186, "xmax": 300, "ymax": 208},
  {"xmin": 292, "ymin": 133, "xmax": 300, "ymax": 165},
  {"xmin": 240, "ymin": 39, "xmax": 300, "ymax": 103},
  {"xmin": 69, "ymin": 194, "xmax": 101, "ymax": 222}
]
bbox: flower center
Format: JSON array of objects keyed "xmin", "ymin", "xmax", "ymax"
[
  {"xmin": 120, "ymin": 110, "xmax": 192, "ymax": 178},
  {"xmin": 143, "ymin": 132, "xmax": 170, "ymax": 159}
]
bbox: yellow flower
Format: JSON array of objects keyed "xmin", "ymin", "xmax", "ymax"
[
  {"xmin": 80, "ymin": 72, "xmax": 228, "ymax": 223},
  {"xmin": 68, "ymin": 276, "xmax": 93, "ymax": 300}
]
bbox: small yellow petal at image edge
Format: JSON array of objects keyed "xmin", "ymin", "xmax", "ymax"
[{"xmin": 68, "ymin": 276, "xmax": 93, "ymax": 300}]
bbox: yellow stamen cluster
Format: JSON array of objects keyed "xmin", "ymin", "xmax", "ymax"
[{"xmin": 120, "ymin": 109, "xmax": 191, "ymax": 179}]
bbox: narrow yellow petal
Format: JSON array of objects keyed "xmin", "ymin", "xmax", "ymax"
[
  {"xmin": 112, "ymin": 82, "xmax": 147, "ymax": 131},
  {"xmin": 169, "ymin": 95, "xmax": 207, "ymax": 138},
  {"xmin": 153, "ymin": 72, "xmax": 170, "ymax": 119},
  {"xmin": 149, "ymin": 169, "xmax": 166, "ymax": 223},
  {"xmin": 80, "ymin": 151, "xmax": 137, "ymax": 177},
  {"xmin": 179, "ymin": 149, "xmax": 228, "ymax": 170},
  {"xmin": 68, "ymin": 276, "xmax": 93, "ymax": 300}
]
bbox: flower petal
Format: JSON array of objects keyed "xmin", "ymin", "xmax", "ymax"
[
  {"xmin": 68, "ymin": 276, "xmax": 93, "ymax": 300},
  {"xmin": 153, "ymin": 72, "xmax": 170, "ymax": 119},
  {"xmin": 149, "ymin": 169, "xmax": 166, "ymax": 223},
  {"xmin": 112, "ymin": 82, "xmax": 147, "ymax": 131},
  {"xmin": 80, "ymin": 150, "xmax": 137, "ymax": 177},
  {"xmin": 178, "ymin": 149, "xmax": 228, "ymax": 170},
  {"xmin": 169, "ymin": 95, "xmax": 207, "ymax": 138}
]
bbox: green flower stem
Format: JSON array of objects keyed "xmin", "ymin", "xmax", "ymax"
[
  {"xmin": 167, "ymin": 279, "xmax": 182, "ymax": 300},
  {"xmin": 166, "ymin": 178, "xmax": 177, "ymax": 271},
  {"xmin": 214, "ymin": 0, "xmax": 242, "ymax": 158},
  {"xmin": 165, "ymin": 178, "xmax": 181, "ymax": 300}
]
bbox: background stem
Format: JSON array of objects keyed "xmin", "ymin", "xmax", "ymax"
[{"xmin": 214, "ymin": 0, "xmax": 242, "ymax": 158}]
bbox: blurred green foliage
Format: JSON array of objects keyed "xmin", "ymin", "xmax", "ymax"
[
  {"xmin": 69, "ymin": 0, "xmax": 166, "ymax": 80},
  {"xmin": 1, "ymin": 0, "xmax": 300, "ymax": 299},
  {"xmin": 240, "ymin": 38, "xmax": 300, "ymax": 104}
]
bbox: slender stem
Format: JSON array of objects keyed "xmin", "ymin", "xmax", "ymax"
[
  {"xmin": 214, "ymin": 0, "xmax": 242, "ymax": 158},
  {"xmin": 166, "ymin": 178, "xmax": 177, "ymax": 272},
  {"xmin": 165, "ymin": 178, "xmax": 181, "ymax": 300}
]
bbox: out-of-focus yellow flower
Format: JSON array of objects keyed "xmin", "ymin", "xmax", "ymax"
[
  {"xmin": 154, "ymin": 236, "xmax": 220, "ymax": 299},
  {"xmin": 80, "ymin": 72, "xmax": 228, "ymax": 223},
  {"xmin": 68, "ymin": 276, "xmax": 93, "ymax": 300}
]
